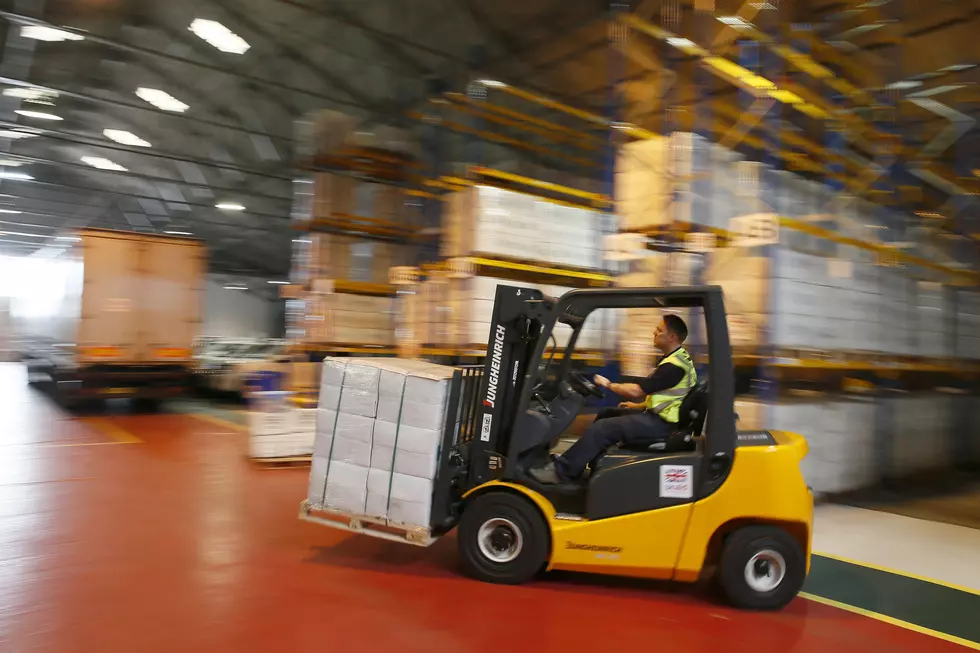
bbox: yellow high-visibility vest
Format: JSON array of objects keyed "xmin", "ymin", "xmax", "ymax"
[{"xmin": 645, "ymin": 347, "xmax": 697, "ymax": 423}]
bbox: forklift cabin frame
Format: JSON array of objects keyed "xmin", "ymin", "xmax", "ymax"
[{"xmin": 435, "ymin": 284, "xmax": 736, "ymax": 530}]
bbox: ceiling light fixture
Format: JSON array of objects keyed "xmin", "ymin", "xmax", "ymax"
[
  {"xmin": 939, "ymin": 64, "xmax": 977, "ymax": 73},
  {"xmin": 215, "ymin": 202, "xmax": 245, "ymax": 211},
  {"xmin": 135, "ymin": 87, "xmax": 189, "ymax": 113},
  {"xmin": 56, "ymin": 235, "xmax": 81, "ymax": 241},
  {"xmin": 189, "ymin": 19, "xmax": 250, "ymax": 55},
  {"xmin": 164, "ymin": 230, "xmax": 193, "ymax": 236},
  {"xmin": 885, "ymin": 80, "xmax": 923, "ymax": 90},
  {"xmin": 20, "ymin": 25, "xmax": 84, "ymax": 42},
  {"xmin": 477, "ymin": 79, "xmax": 508, "ymax": 88},
  {"xmin": 0, "ymin": 160, "xmax": 24, "ymax": 167},
  {"xmin": 3, "ymin": 87, "xmax": 59, "ymax": 103},
  {"xmin": 223, "ymin": 285, "xmax": 248, "ymax": 291},
  {"xmin": 81, "ymin": 156, "xmax": 127, "ymax": 172},
  {"xmin": 0, "ymin": 130, "xmax": 38, "ymax": 139},
  {"xmin": 0, "ymin": 171, "xmax": 33, "ymax": 180},
  {"xmin": 0, "ymin": 209, "xmax": 22, "ymax": 214},
  {"xmin": 716, "ymin": 16, "xmax": 752, "ymax": 29},
  {"xmin": 103, "ymin": 129, "xmax": 151, "ymax": 148},
  {"xmin": 292, "ymin": 238, "xmax": 312, "ymax": 244},
  {"xmin": 14, "ymin": 109, "xmax": 62, "ymax": 121},
  {"xmin": 0, "ymin": 230, "xmax": 44, "ymax": 238},
  {"xmin": 267, "ymin": 280, "xmax": 289, "ymax": 285}
]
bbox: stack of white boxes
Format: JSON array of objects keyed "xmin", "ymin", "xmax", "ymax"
[
  {"xmin": 443, "ymin": 185, "xmax": 604, "ymax": 270},
  {"xmin": 956, "ymin": 291, "xmax": 980, "ymax": 359},
  {"xmin": 737, "ymin": 397, "xmax": 877, "ymax": 494},
  {"xmin": 913, "ymin": 282, "xmax": 950, "ymax": 359},
  {"xmin": 247, "ymin": 391, "xmax": 317, "ymax": 459},
  {"xmin": 307, "ymin": 358, "xmax": 456, "ymax": 529},
  {"xmin": 886, "ymin": 393, "xmax": 954, "ymax": 477}
]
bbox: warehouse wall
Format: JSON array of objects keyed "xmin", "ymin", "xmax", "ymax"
[{"xmin": 202, "ymin": 278, "xmax": 278, "ymax": 339}]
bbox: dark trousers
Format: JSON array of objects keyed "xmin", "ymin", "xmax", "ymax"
[{"xmin": 555, "ymin": 410, "xmax": 672, "ymax": 480}]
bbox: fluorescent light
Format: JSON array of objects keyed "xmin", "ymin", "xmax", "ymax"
[
  {"xmin": 292, "ymin": 238, "xmax": 312, "ymax": 244},
  {"xmin": 56, "ymin": 235, "xmax": 81, "ymax": 241},
  {"xmin": 164, "ymin": 230, "xmax": 192, "ymax": 236},
  {"xmin": 81, "ymin": 156, "xmax": 127, "ymax": 172},
  {"xmin": 907, "ymin": 84, "xmax": 965, "ymax": 98},
  {"xmin": 189, "ymin": 19, "xmax": 250, "ymax": 55},
  {"xmin": 223, "ymin": 285, "xmax": 248, "ymax": 291},
  {"xmin": 20, "ymin": 25, "xmax": 84, "ymax": 42},
  {"xmin": 215, "ymin": 202, "xmax": 245, "ymax": 211},
  {"xmin": 717, "ymin": 16, "xmax": 752, "ymax": 28},
  {"xmin": 14, "ymin": 109, "xmax": 62, "ymax": 121},
  {"xmin": 0, "ymin": 209, "xmax": 22, "ymax": 214},
  {"xmin": 0, "ymin": 160, "xmax": 24, "ymax": 167},
  {"xmin": 477, "ymin": 79, "xmax": 508, "ymax": 88},
  {"xmin": 667, "ymin": 37, "xmax": 696, "ymax": 48},
  {"xmin": 103, "ymin": 129, "xmax": 151, "ymax": 147},
  {"xmin": 135, "ymin": 87, "xmax": 189, "ymax": 113},
  {"xmin": 3, "ymin": 87, "xmax": 58, "ymax": 102},
  {"xmin": 0, "ymin": 130, "xmax": 38, "ymax": 139},
  {"xmin": 0, "ymin": 171, "xmax": 33, "ymax": 180},
  {"xmin": 267, "ymin": 280, "xmax": 289, "ymax": 285},
  {"xmin": 0, "ymin": 230, "xmax": 45, "ymax": 238},
  {"xmin": 885, "ymin": 80, "xmax": 923, "ymax": 90},
  {"xmin": 940, "ymin": 64, "xmax": 977, "ymax": 72}
]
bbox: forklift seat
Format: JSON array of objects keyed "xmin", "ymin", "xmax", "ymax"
[{"xmin": 613, "ymin": 381, "xmax": 708, "ymax": 455}]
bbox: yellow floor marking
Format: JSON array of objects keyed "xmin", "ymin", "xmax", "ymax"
[
  {"xmin": 79, "ymin": 418, "xmax": 143, "ymax": 444},
  {"xmin": 800, "ymin": 592, "xmax": 980, "ymax": 650},
  {"xmin": 189, "ymin": 413, "xmax": 247, "ymax": 433},
  {"xmin": 815, "ymin": 551, "xmax": 980, "ymax": 597}
]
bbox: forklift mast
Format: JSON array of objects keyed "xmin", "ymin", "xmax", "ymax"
[{"xmin": 466, "ymin": 285, "xmax": 556, "ymax": 487}]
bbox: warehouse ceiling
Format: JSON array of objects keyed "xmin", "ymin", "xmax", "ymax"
[{"xmin": 0, "ymin": 0, "xmax": 975, "ymax": 276}]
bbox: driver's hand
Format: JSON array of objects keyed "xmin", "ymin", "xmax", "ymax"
[
  {"xmin": 618, "ymin": 401, "xmax": 632, "ymax": 409},
  {"xmin": 594, "ymin": 374, "xmax": 610, "ymax": 389}
]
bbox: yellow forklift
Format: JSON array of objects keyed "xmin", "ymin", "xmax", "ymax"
[{"xmin": 306, "ymin": 285, "xmax": 814, "ymax": 610}]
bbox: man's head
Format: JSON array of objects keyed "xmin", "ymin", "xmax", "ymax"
[{"xmin": 654, "ymin": 314, "xmax": 688, "ymax": 353}]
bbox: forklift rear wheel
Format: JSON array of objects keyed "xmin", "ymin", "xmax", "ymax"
[
  {"xmin": 718, "ymin": 526, "xmax": 805, "ymax": 611},
  {"xmin": 458, "ymin": 491, "xmax": 549, "ymax": 585}
]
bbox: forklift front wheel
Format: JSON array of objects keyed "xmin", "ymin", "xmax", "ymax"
[
  {"xmin": 718, "ymin": 526, "xmax": 806, "ymax": 611},
  {"xmin": 458, "ymin": 491, "xmax": 549, "ymax": 585}
]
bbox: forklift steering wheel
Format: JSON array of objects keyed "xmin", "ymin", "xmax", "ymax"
[{"xmin": 569, "ymin": 371, "xmax": 604, "ymax": 398}]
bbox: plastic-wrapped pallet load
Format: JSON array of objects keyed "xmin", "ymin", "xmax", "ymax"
[
  {"xmin": 443, "ymin": 185, "xmax": 602, "ymax": 270},
  {"xmin": 307, "ymin": 358, "xmax": 456, "ymax": 530},
  {"xmin": 248, "ymin": 391, "xmax": 317, "ymax": 459}
]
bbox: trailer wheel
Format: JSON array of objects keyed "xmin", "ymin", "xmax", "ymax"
[
  {"xmin": 718, "ymin": 526, "xmax": 805, "ymax": 610},
  {"xmin": 458, "ymin": 491, "xmax": 549, "ymax": 585}
]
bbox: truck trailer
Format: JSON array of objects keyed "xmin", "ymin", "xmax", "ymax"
[{"xmin": 15, "ymin": 228, "xmax": 206, "ymax": 407}]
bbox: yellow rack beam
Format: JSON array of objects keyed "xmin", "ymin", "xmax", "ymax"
[
  {"xmin": 465, "ymin": 256, "xmax": 614, "ymax": 284},
  {"xmin": 469, "ymin": 166, "xmax": 611, "ymax": 205}
]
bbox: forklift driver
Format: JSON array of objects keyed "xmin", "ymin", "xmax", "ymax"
[{"xmin": 530, "ymin": 314, "xmax": 696, "ymax": 484}]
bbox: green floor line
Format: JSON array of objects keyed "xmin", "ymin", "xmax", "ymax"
[{"xmin": 805, "ymin": 555, "xmax": 980, "ymax": 645}]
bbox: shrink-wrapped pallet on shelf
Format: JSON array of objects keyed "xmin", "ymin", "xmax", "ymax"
[
  {"xmin": 912, "ymin": 282, "xmax": 951, "ymax": 359},
  {"xmin": 303, "ymin": 285, "xmax": 395, "ymax": 346},
  {"xmin": 306, "ymin": 233, "xmax": 413, "ymax": 284},
  {"xmin": 443, "ymin": 185, "xmax": 603, "ymax": 270},
  {"xmin": 757, "ymin": 396, "xmax": 877, "ymax": 494},
  {"xmin": 956, "ymin": 290, "xmax": 980, "ymax": 360},
  {"xmin": 617, "ymin": 253, "xmax": 669, "ymax": 376},
  {"xmin": 615, "ymin": 135, "xmax": 672, "ymax": 231},
  {"xmin": 307, "ymin": 358, "xmax": 457, "ymax": 530}
]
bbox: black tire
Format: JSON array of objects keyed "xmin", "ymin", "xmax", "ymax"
[
  {"xmin": 457, "ymin": 491, "xmax": 550, "ymax": 585},
  {"xmin": 718, "ymin": 526, "xmax": 806, "ymax": 610}
]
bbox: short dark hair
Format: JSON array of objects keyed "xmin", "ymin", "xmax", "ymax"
[{"xmin": 663, "ymin": 314, "xmax": 688, "ymax": 343}]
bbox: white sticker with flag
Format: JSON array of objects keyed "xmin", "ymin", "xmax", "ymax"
[{"xmin": 659, "ymin": 465, "xmax": 694, "ymax": 499}]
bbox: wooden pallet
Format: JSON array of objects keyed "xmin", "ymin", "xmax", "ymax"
[
  {"xmin": 250, "ymin": 455, "xmax": 312, "ymax": 469},
  {"xmin": 298, "ymin": 501, "xmax": 438, "ymax": 547}
]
